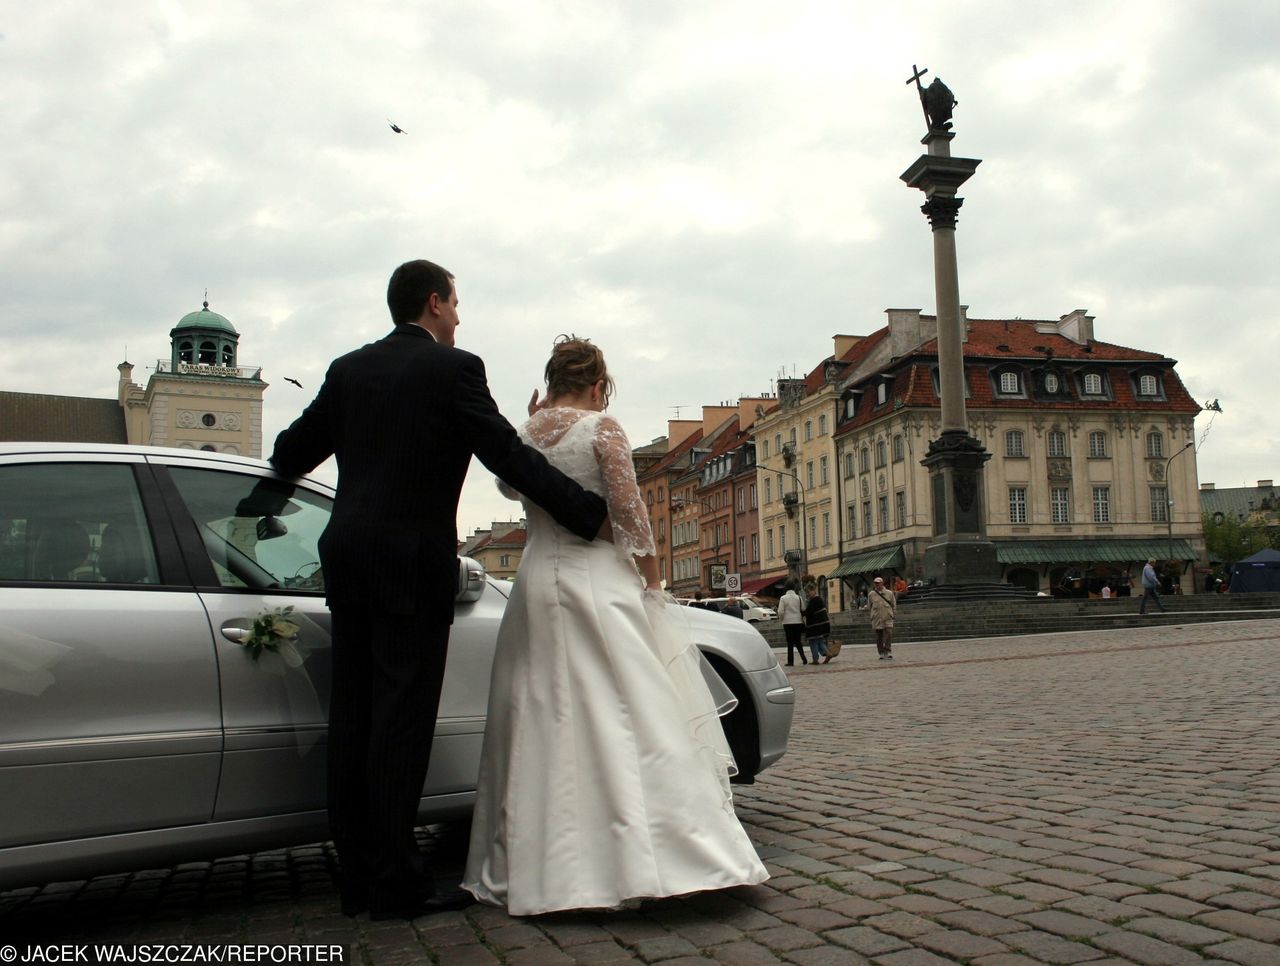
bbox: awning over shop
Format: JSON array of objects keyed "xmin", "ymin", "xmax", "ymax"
[
  {"xmin": 830, "ymin": 544, "xmax": 907, "ymax": 579},
  {"xmin": 995, "ymin": 538, "xmax": 1197, "ymax": 566},
  {"xmin": 740, "ymin": 574, "xmax": 787, "ymax": 595}
]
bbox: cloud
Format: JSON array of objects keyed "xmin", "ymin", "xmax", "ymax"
[{"xmin": 2, "ymin": 0, "xmax": 1277, "ymax": 529}]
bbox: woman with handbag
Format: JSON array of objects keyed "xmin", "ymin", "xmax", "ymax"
[{"xmin": 802, "ymin": 583, "xmax": 832, "ymax": 665}]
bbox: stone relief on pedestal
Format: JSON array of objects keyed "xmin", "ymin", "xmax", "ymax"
[
  {"xmin": 1048, "ymin": 460, "xmax": 1072, "ymax": 481},
  {"xmin": 1149, "ymin": 463, "xmax": 1166, "ymax": 482}
]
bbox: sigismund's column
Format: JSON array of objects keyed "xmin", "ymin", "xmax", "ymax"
[{"xmin": 900, "ymin": 68, "xmax": 1001, "ymax": 585}]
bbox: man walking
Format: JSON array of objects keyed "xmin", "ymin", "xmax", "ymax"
[
  {"xmin": 777, "ymin": 582, "xmax": 806, "ymax": 666},
  {"xmin": 271, "ymin": 260, "xmax": 609, "ymax": 920},
  {"xmin": 1139, "ymin": 557, "xmax": 1166, "ymax": 615},
  {"xmin": 868, "ymin": 575, "xmax": 897, "ymax": 660}
]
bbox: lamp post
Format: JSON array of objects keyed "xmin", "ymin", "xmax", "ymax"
[
  {"xmin": 757, "ymin": 452, "xmax": 809, "ymax": 582},
  {"xmin": 1165, "ymin": 440, "xmax": 1195, "ymax": 569},
  {"xmin": 672, "ymin": 496, "xmax": 724, "ymax": 592}
]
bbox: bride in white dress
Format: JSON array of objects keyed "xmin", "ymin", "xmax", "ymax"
[{"xmin": 462, "ymin": 336, "xmax": 769, "ymax": 916}]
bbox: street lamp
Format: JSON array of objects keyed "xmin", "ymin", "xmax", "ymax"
[
  {"xmin": 1165, "ymin": 440, "xmax": 1195, "ymax": 567},
  {"xmin": 671, "ymin": 496, "xmax": 724, "ymax": 591},
  {"xmin": 757, "ymin": 449, "xmax": 809, "ymax": 581}
]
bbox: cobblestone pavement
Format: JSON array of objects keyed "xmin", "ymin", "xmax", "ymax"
[{"xmin": 4, "ymin": 618, "xmax": 1280, "ymax": 964}]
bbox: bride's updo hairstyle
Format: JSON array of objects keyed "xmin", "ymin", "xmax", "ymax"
[{"xmin": 545, "ymin": 334, "xmax": 615, "ymax": 408}]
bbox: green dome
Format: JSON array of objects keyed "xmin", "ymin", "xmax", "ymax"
[{"xmin": 172, "ymin": 301, "xmax": 238, "ymax": 336}]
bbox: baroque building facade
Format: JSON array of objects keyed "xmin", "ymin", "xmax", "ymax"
[{"xmin": 829, "ymin": 309, "xmax": 1203, "ymax": 598}]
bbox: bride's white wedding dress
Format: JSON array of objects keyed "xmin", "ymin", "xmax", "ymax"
[{"xmin": 461, "ymin": 407, "xmax": 768, "ymax": 916}]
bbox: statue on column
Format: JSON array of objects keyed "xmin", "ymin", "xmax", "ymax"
[{"xmin": 907, "ymin": 65, "xmax": 958, "ymax": 132}]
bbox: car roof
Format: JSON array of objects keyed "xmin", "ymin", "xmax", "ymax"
[{"xmin": 0, "ymin": 442, "xmax": 332, "ymax": 490}]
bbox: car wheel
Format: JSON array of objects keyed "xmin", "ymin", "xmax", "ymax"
[{"xmin": 704, "ymin": 654, "xmax": 760, "ymax": 785}]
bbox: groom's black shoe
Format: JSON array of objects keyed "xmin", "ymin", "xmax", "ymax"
[{"xmin": 369, "ymin": 888, "xmax": 474, "ymax": 920}]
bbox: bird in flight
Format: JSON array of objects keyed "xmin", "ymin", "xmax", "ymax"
[
  {"xmin": 284, "ymin": 377, "xmax": 303, "ymax": 389},
  {"xmin": 388, "ymin": 119, "xmax": 406, "ymax": 134}
]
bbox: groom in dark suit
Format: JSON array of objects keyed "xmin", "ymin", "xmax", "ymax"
[{"xmin": 271, "ymin": 259, "xmax": 609, "ymax": 919}]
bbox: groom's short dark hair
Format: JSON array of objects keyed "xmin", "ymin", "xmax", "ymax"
[{"xmin": 387, "ymin": 259, "xmax": 454, "ymax": 326}]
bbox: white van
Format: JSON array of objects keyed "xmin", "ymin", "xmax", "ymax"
[{"xmin": 677, "ymin": 594, "xmax": 777, "ymax": 624}]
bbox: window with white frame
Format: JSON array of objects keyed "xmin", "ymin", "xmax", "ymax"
[
  {"xmin": 895, "ymin": 490, "xmax": 906, "ymax": 529},
  {"xmin": 764, "ymin": 478, "xmax": 772, "ymax": 503},
  {"xmin": 809, "ymin": 515, "xmax": 817, "ymax": 548},
  {"xmin": 774, "ymin": 433, "xmax": 782, "ymax": 454},
  {"xmin": 806, "ymin": 461, "xmax": 814, "ymax": 488},
  {"xmin": 1138, "ymin": 373, "xmax": 1158, "ymax": 396},
  {"xmin": 1006, "ymin": 430, "xmax": 1026, "ymax": 457},
  {"xmin": 749, "ymin": 483, "xmax": 756, "ymax": 508},
  {"xmin": 999, "ymin": 371, "xmax": 1020, "ymax": 394},
  {"xmin": 878, "ymin": 495, "xmax": 889, "ymax": 532},
  {"xmin": 863, "ymin": 501, "xmax": 872, "ymax": 536},
  {"xmin": 499, "ymin": 554, "xmax": 511, "ymax": 567},
  {"xmin": 818, "ymin": 414, "xmax": 827, "ymax": 435},
  {"xmin": 779, "ymin": 527, "xmax": 786, "ymax": 553},
  {"xmin": 660, "ymin": 558, "xmax": 666, "ymax": 580},
  {"xmin": 860, "ymin": 447, "xmax": 870, "ymax": 473},
  {"xmin": 1150, "ymin": 486, "xmax": 1169, "ymax": 522},
  {"xmin": 761, "ymin": 439, "xmax": 769, "ymax": 459},
  {"xmin": 1089, "ymin": 431, "xmax": 1108, "ymax": 458},
  {"xmin": 1051, "ymin": 486, "xmax": 1071, "ymax": 524},
  {"xmin": 738, "ymin": 535, "xmax": 747, "ymax": 564},
  {"xmin": 820, "ymin": 455, "xmax": 829, "ymax": 484},
  {"xmin": 822, "ymin": 512, "xmax": 830, "ymax": 545},
  {"xmin": 893, "ymin": 434, "xmax": 904, "ymax": 461},
  {"xmin": 658, "ymin": 518, "xmax": 665, "ymax": 538},
  {"xmin": 737, "ymin": 487, "xmax": 744, "ymax": 512},
  {"xmin": 1146, "ymin": 431, "xmax": 1164, "ymax": 459},
  {"xmin": 789, "ymin": 427, "xmax": 797, "ymax": 446},
  {"xmin": 1048, "ymin": 429, "xmax": 1067, "ymax": 457},
  {"xmin": 1008, "ymin": 486, "xmax": 1028, "ymax": 524},
  {"xmin": 803, "ymin": 420, "xmax": 812, "ymax": 441},
  {"xmin": 876, "ymin": 440, "xmax": 887, "ymax": 467},
  {"xmin": 847, "ymin": 504, "xmax": 857, "ymax": 540},
  {"xmin": 1082, "ymin": 372, "xmax": 1104, "ymax": 395},
  {"xmin": 844, "ymin": 452, "xmax": 854, "ymax": 477},
  {"xmin": 751, "ymin": 532, "xmax": 758, "ymax": 561},
  {"xmin": 767, "ymin": 528, "xmax": 774, "ymax": 558},
  {"xmin": 1044, "ymin": 372, "xmax": 1061, "ymax": 394},
  {"xmin": 876, "ymin": 382, "xmax": 888, "ymax": 405},
  {"xmin": 658, "ymin": 486, "xmax": 665, "ymax": 502},
  {"xmin": 1092, "ymin": 486, "xmax": 1111, "ymax": 523}
]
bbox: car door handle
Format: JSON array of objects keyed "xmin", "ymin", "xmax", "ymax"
[{"xmin": 221, "ymin": 626, "xmax": 250, "ymax": 644}]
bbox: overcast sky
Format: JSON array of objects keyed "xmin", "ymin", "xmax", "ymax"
[{"xmin": 3, "ymin": 0, "xmax": 1277, "ymax": 536}]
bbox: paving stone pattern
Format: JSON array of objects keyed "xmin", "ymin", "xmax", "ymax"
[{"xmin": 4, "ymin": 619, "xmax": 1280, "ymax": 964}]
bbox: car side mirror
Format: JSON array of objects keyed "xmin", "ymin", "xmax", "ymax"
[
  {"xmin": 256, "ymin": 516, "xmax": 288, "ymax": 540},
  {"xmin": 457, "ymin": 556, "xmax": 486, "ymax": 603}
]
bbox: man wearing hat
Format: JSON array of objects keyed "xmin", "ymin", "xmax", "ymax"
[
  {"xmin": 868, "ymin": 576, "xmax": 897, "ymax": 660},
  {"xmin": 1139, "ymin": 557, "xmax": 1166, "ymax": 615}
]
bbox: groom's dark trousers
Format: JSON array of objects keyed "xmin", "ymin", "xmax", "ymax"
[{"xmin": 271, "ymin": 323, "xmax": 606, "ymax": 914}]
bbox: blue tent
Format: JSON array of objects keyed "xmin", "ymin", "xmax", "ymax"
[{"xmin": 1228, "ymin": 547, "xmax": 1280, "ymax": 593}]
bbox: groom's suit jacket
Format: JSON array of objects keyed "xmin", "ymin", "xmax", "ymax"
[{"xmin": 271, "ymin": 324, "xmax": 607, "ymax": 617}]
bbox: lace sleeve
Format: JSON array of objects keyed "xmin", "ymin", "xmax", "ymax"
[{"xmin": 592, "ymin": 415, "xmax": 656, "ymax": 559}]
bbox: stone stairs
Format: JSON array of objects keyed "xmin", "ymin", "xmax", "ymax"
[{"xmin": 757, "ymin": 591, "xmax": 1280, "ymax": 648}]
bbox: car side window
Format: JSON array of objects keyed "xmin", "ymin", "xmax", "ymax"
[
  {"xmin": 167, "ymin": 468, "xmax": 333, "ymax": 593},
  {"xmin": 0, "ymin": 463, "xmax": 160, "ymax": 585}
]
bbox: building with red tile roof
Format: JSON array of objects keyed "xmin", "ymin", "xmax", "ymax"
[{"xmin": 828, "ymin": 308, "xmax": 1203, "ymax": 597}]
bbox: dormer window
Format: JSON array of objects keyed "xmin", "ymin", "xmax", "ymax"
[
  {"xmin": 1044, "ymin": 372, "xmax": 1060, "ymax": 394},
  {"xmin": 1139, "ymin": 374, "xmax": 1157, "ymax": 396},
  {"xmin": 1082, "ymin": 372, "xmax": 1104, "ymax": 395},
  {"xmin": 999, "ymin": 371, "xmax": 1019, "ymax": 394},
  {"xmin": 876, "ymin": 382, "xmax": 887, "ymax": 406},
  {"xmin": 844, "ymin": 396, "xmax": 857, "ymax": 419}
]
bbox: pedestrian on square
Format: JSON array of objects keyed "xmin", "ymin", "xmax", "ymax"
[
  {"xmin": 868, "ymin": 576, "xmax": 897, "ymax": 660},
  {"xmin": 722, "ymin": 596, "xmax": 744, "ymax": 620},
  {"xmin": 1100, "ymin": 583, "xmax": 1112, "ymax": 600},
  {"xmin": 802, "ymin": 582, "xmax": 831, "ymax": 664},
  {"xmin": 777, "ymin": 582, "xmax": 807, "ymax": 667},
  {"xmin": 1139, "ymin": 557, "xmax": 1166, "ymax": 614}
]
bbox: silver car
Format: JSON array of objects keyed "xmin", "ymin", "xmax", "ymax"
[{"xmin": 0, "ymin": 443, "xmax": 794, "ymax": 889}]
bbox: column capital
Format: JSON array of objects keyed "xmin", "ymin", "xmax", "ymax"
[{"xmin": 921, "ymin": 195, "xmax": 964, "ymax": 231}]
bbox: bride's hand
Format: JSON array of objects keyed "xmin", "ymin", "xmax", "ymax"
[{"xmin": 528, "ymin": 389, "xmax": 543, "ymax": 416}]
